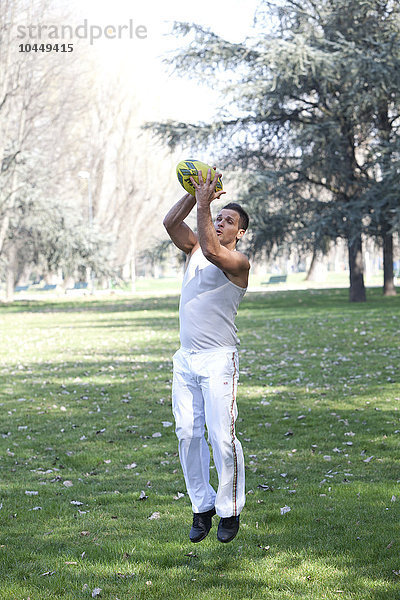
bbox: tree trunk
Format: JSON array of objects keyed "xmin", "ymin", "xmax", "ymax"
[
  {"xmin": 0, "ymin": 215, "xmax": 11, "ymax": 257},
  {"xmin": 130, "ymin": 255, "xmax": 136, "ymax": 293},
  {"xmin": 0, "ymin": 93, "xmax": 27, "ymax": 255},
  {"xmin": 306, "ymin": 248, "xmax": 328, "ymax": 282},
  {"xmin": 305, "ymin": 248, "xmax": 318, "ymax": 281},
  {"xmin": 383, "ymin": 230, "xmax": 396, "ymax": 296},
  {"xmin": 5, "ymin": 244, "xmax": 17, "ymax": 302},
  {"xmin": 348, "ymin": 234, "xmax": 366, "ymax": 302},
  {"xmin": 376, "ymin": 103, "xmax": 396, "ymax": 296}
]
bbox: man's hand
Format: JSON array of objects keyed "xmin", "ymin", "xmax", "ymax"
[{"xmin": 190, "ymin": 168, "xmax": 226, "ymax": 207}]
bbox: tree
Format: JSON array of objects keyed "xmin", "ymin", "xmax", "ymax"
[
  {"xmin": 0, "ymin": 0, "xmax": 94, "ymax": 300},
  {"xmin": 0, "ymin": 0, "xmax": 176, "ymax": 301},
  {"xmin": 78, "ymin": 75, "xmax": 180, "ymax": 291},
  {"xmin": 2, "ymin": 189, "xmax": 114, "ymax": 299},
  {"xmin": 148, "ymin": 0, "xmax": 400, "ymax": 301},
  {"xmin": 363, "ymin": 99, "xmax": 400, "ymax": 296}
]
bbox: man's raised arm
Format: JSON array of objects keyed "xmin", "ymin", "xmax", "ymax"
[
  {"xmin": 163, "ymin": 193, "xmax": 199, "ymax": 254},
  {"xmin": 190, "ymin": 170, "xmax": 249, "ymax": 287}
]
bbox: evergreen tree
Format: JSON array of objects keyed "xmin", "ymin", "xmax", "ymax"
[
  {"xmin": 149, "ymin": 0, "xmax": 400, "ymax": 301},
  {"xmin": 1, "ymin": 190, "xmax": 114, "ymax": 300}
]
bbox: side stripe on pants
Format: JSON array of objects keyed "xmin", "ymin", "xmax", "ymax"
[
  {"xmin": 230, "ymin": 352, "xmax": 238, "ymax": 516},
  {"xmin": 172, "ymin": 346, "xmax": 245, "ymax": 517}
]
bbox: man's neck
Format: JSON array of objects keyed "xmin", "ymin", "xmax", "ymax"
[{"xmin": 221, "ymin": 241, "xmax": 237, "ymax": 252}]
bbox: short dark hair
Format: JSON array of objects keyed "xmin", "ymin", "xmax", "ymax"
[{"xmin": 222, "ymin": 203, "xmax": 249, "ymax": 231}]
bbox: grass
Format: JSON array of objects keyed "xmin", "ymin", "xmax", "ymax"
[
  {"xmin": 110, "ymin": 269, "xmax": 388, "ymax": 293},
  {"xmin": 8, "ymin": 268, "xmax": 386, "ymax": 298},
  {"xmin": 0, "ymin": 288, "xmax": 399, "ymax": 600}
]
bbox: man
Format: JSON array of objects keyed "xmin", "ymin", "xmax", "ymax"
[{"xmin": 163, "ymin": 168, "xmax": 250, "ymax": 544}]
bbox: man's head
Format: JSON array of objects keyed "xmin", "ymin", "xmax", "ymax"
[
  {"xmin": 222, "ymin": 203, "xmax": 249, "ymax": 232},
  {"xmin": 214, "ymin": 203, "xmax": 249, "ymax": 248}
]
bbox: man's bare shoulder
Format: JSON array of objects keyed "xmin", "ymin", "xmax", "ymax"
[
  {"xmin": 221, "ymin": 248, "xmax": 250, "ymax": 288},
  {"xmin": 234, "ymin": 249, "xmax": 250, "ymax": 265},
  {"xmin": 228, "ymin": 248, "xmax": 251, "ymax": 272}
]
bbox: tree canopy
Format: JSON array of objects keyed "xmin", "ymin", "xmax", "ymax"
[{"xmin": 149, "ymin": 0, "xmax": 400, "ymax": 301}]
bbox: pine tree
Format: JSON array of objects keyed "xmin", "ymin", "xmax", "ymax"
[{"xmin": 149, "ymin": 0, "xmax": 400, "ymax": 301}]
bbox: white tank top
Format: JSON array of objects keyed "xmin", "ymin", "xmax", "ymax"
[{"xmin": 179, "ymin": 247, "xmax": 247, "ymax": 351}]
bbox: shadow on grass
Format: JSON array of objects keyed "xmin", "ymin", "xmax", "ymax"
[
  {"xmin": 0, "ymin": 294, "xmax": 180, "ymax": 314},
  {"xmin": 1, "ymin": 288, "xmax": 399, "ymax": 599},
  {"xmin": 1, "ymin": 489, "xmax": 398, "ymax": 600},
  {"xmin": 1, "ymin": 286, "xmax": 398, "ymax": 315},
  {"xmin": 1, "ymin": 361, "xmax": 399, "ymax": 599}
]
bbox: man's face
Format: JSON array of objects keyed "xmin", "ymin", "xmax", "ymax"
[{"xmin": 214, "ymin": 209, "xmax": 245, "ymax": 246}]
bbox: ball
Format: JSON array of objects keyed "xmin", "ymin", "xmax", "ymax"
[{"xmin": 176, "ymin": 159, "xmax": 223, "ymax": 196}]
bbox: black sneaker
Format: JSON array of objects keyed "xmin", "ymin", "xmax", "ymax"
[
  {"xmin": 189, "ymin": 508, "xmax": 216, "ymax": 543},
  {"xmin": 217, "ymin": 515, "xmax": 240, "ymax": 543}
]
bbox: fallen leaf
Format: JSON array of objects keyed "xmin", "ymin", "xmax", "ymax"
[
  {"xmin": 148, "ymin": 512, "xmax": 160, "ymax": 520},
  {"xmin": 257, "ymin": 484, "xmax": 273, "ymax": 491},
  {"xmin": 125, "ymin": 463, "xmax": 137, "ymax": 470}
]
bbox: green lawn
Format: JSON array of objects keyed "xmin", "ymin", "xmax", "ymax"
[
  {"xmin": 0, "ymin": 289, "xmax": 399, "ymax": 600},
  {"xmin": 129, "ymin": 270, "xmax": 388, "ymax": 293}
]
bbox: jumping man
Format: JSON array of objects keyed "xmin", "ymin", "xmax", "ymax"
[{"xmin": 163, "ymin": 168, "xmax": 250, "ymax": 543}]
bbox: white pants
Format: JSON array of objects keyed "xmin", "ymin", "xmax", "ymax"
[{"xmin": 172, "ymin": 346, "xmax": 245, "ymax": 518}]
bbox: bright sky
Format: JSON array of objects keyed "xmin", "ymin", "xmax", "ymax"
[
  {"xmin": 57, "ymin": 0, "xmax": 261, "ymax": 207},
  {"xmin": 71, "ymin": 0, "xmax": 260, "ymax": 121}
]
